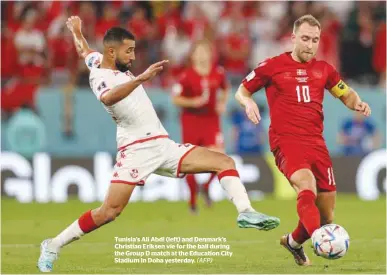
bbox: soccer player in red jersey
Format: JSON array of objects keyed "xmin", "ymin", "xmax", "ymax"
[
  {"xmin": 172, "ymin": 40, "xmax": 230, "ymax": 213},
  {"xmin": 236, "ymin": 15, "xmax": 371, "ymax": 266}
]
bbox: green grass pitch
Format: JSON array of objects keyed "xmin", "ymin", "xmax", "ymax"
[{"xmin": 1, "ymin": 194, "xmax": 386, "ymax": 274}]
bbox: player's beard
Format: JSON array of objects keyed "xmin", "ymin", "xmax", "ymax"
[
  {"xmin": 115, "ymin": 59, "xmax": 131, "ymax": 72},
  {"xmin": 300, "ymin": 51, "xmax": 314, "ymax": 62}
]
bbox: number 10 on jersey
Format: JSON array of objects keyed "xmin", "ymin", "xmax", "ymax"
[{"xmin": 296, "ymin": 85, "xmax": 311, "ymax": 103}]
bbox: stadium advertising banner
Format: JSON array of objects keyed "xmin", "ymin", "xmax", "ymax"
[{"xmin": 1, "ymin": 149, "xmax": 386, "ymax": 203}]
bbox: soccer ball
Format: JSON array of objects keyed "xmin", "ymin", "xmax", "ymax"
[{"xmin": 311, "ymin": 224, "xmax": 350, "ymax": 260}]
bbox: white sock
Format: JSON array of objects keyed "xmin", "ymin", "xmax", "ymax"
[
  {"xmin": 48, "ymin": 220, "xmax": 85, "ymax": 252},
  {"xmin": 219, "ymin": 175, "xmax": 255, "ymax": 213},
  {"xmin": 288, "ymin": 234, "xmax": 302, "ymax": 249}
]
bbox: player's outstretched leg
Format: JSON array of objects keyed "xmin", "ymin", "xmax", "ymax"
[
  {"xmin": 179, "ymin": 147, "xmax": 280, "ymax": 231},
  {"xmin": 37, "ymin": 183, "xmax": 136, "ymax": 272},
  {"xmin": 279, "ymin": 168, "xmax": 320, "ymax": 266}
]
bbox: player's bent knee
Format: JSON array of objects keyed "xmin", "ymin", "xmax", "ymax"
[
  {"xmin": 290, "ymin": 169, "xmax": 317, "ymax": 194},
  {"xmin": 217, "ymin": 155, "xmax": 236, "ymax": 172}
]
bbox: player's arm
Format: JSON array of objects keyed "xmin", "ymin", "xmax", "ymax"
[
  {"xmin": 66, "ymin": 16, "xmax": 94, "ymax": 58},
  {"xmin": 235, "ymin": 84, "xmax": 261, "ymax": 124},
  {"xmin": 235, "ymin": 63, "xmax": 270, "ymax": 124},
  {"xmin": 339, "ymin": 89, "xmax": 371, "ymax": 116},
  {"xmin": 326, "ymin": 66, "xmax": 371, "ymax": 116},
  {"xmin": 100, "ymin": 60, "xmax": 169, "ymax": 106}
]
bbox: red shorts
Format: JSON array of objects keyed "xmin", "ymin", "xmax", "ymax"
[
  {"xmin": 273, "ymin": 142, "xmax": 336, "ymax": 192},
  {"xmin": 181, "ymin": 114, "xmax": 223, "ymax": 147}
]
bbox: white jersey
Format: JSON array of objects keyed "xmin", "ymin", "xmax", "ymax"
[{"xmin": 85, "ymin": 52, "xmax": 168, "ymax": 149}]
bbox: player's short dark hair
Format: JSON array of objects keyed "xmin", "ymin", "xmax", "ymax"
[
  {"xmin": 103, "ymin": 27, "xmax": 135, "ymax": 44},
  {"xmin": 293, "ymin": 14, "xmax": 321, "ymax": 33}
]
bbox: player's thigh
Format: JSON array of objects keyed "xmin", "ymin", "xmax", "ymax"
[
  {"xmin": 273, "ymin": 143, "xmax": 315, "ymax": 193},
  {"xmin": 316, "ymin": 191, "xmax": 336, "ymax": 225},
  {"xmin": 157, "ymin": 139, "xmax": 234, "ymax": 178},
  {"xmin": 179, "ymin": 146, "xmax": 235, "ymax": 174},
  {"xmin": 289, "ymin": 169, "xmax": 317, "ymax": 194},
  {"xmin": 158, "ymin": 139, "xmax": 233, "ymax": 176}
]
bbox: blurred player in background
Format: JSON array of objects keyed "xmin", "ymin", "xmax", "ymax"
[
  {"xmin": 172, "ymin": 40, "xmax": 230, "ymax": 213},
  {"xmin": 235, "ymin": 14, "xmax": 371, "ymax": 266},
  {"xmin": 37, "ymin": 16, "xmax": 280, "ymax": 273}
]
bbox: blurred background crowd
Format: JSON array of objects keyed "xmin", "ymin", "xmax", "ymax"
[{"xmin": 1, "ymin": 1, "xmax": 386, "ymax": 157}]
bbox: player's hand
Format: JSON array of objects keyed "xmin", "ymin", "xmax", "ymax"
[
  {"xmin": 355, "ymin": 101, "xmax": 371, "ymax": 117},
  {"xmin": 245, "ymin": 99, "xmax": 261, "ymax": 124},
  {"xmin": 66, "ymin": 16, "xmax": 82, "ymax": 34},
  {"xmin": 138, "ymin": 60, "xmax": 169, "ymax": 82}
]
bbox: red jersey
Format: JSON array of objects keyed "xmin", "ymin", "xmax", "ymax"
[
  {"xmin": 242, "ymin": 52, "xmax": 348, "ymax": 150},
  {"xmin": 174, "ymin": 66, "xmax": 230, "ymax": 117}
]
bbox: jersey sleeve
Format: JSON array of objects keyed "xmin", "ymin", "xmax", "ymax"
[
  {"xmin": 171, "ymin": 72, "xmax": 190, "ymax": 97},
  {"xmin": 85, "ymin": 51, "xmax": 103, "ymax": 71},
  {"xmin": 241, "ymin": 59, "xmax": 272, "ymax": 94},
  {"xmin": 325, "ymin": 63, "xmax": 350, "ymax": 98},
  {"xmin": 89, "ymin": 71, "xmax": 114, "ymax": 101}
]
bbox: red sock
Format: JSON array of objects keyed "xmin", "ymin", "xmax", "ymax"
[
  {"xmin": 203, "ymin": 173, "xmax": 217, "ymax": 192},
  {"xmin": 78, "ymin": 210, "xmax": 98, "ymax": 233},
  {"xmin": 186, "ymin": 174, "xmax": 198, "ymax": 208},
  {"xmin": 296, "ymin": 190, "xmax": 320, "ymax": 236},
  {"xmin": 291, "ymin": 220, "xmax": 310, "ymax": 244}
]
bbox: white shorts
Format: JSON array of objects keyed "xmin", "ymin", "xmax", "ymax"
[{"xmin": 111, "ymin": 137, "xmax": 197, "ymax": 185}]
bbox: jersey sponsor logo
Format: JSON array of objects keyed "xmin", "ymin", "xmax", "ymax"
[
  {"xmin": 295, "ymin": 77, "xmax": 309, "ymax": 83},
  {"xmin": 297, "ymin": 69, "xmax": 307, "ymax": 76},
  {"xmin": 246, "ymin": 70, "xmax": 256, "ymax": 82}
]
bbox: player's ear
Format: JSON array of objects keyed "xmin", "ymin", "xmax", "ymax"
[
  {"xmin": 291, "ymin": 32, "xmax": 296, "ymax": 44},
  {"xmin": 108, "ymin": 47, "xmax": 115, "ymax": 59}
]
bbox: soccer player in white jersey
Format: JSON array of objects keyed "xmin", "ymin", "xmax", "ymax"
[{"xmin": 37, "ymin": 16, "xmax": 280, "ymax": 272}]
